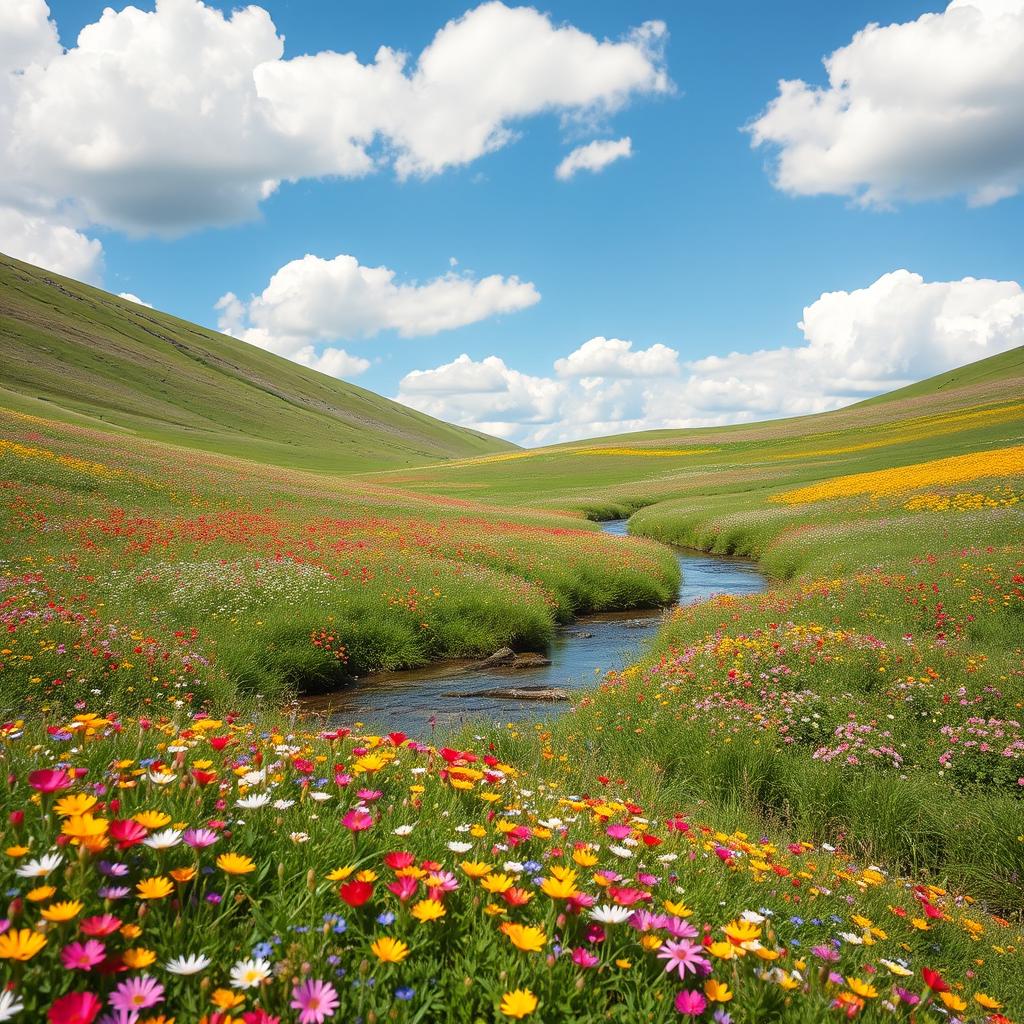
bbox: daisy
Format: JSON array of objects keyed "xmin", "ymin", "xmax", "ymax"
[
  {"xmin": 165, "ymin": 952, "xmax": 212, "ymax": 975},
  {"xmin": 589, "ymin": 905, "xmax": 633, "ymax": 924},
  {"xmin": 290, "ymin": 978, "xmax": 339, "ymax": 1023},
  {"xmin": 61, "ymin": 939, "xmax": 106, "ymax": 970},
  {"xmin": 109, "ymin": 975, "xmax": 165, "ymax": 1012},
  {"xmin": 230, "ymin": 957, "xmax": 272, "ymax": 989},
  {"xmin": 0, "ymin": 989, "xmax": 25, "ymax": 1022},
  {"xmin": 143, "ymin": 828, "xmax": 183, "ymax": 850},
  {"xmin": 182, "ymin": 828, "xmax": 218, "ymax": 849},
  {"xmin": 447, "ymin": 841, "xmax": 473, "ymax": 854},
  {"xmin": 272, "ymin": 799, "xmax": 296, "ymax": 810},
  {"xmin": 14, "ymin": 852, "xmax": 64, "ymax": 878},
  {"xmin": 236, "ymin": 793, "xmax": 271, "ymax": 810},
  {"xmin": 658, "ymin": 939, "xmax": 711, "ymax": 978}
]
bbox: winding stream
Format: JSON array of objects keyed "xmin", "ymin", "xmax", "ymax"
[{"xmin": 303, "ymin": 520, "xmax": 766, "ymax": 736}]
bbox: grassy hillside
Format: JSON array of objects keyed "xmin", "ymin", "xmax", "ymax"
[{"xmin": 0, "ymin": 253, "xmax": 514, "ymax": 471}]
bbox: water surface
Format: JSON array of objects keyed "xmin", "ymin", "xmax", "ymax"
[{"xmin": 303, "ymin": 520, "xmax": 766, "ymax": 736}]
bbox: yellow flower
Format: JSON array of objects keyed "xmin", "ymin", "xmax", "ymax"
[
  {"xmin": 133, "ymin": 810, "xmax": 172, "ymax": 830},
  {"xmin": 615, "ymin": 958, "xmax": 632, "ymax": 969},
  {"xmin": 0, "ymin": 928, "xmax": 47, "ymax": 960},
  {"xmin": 26, "ymin": 885, "xmax": 56, "ymax": 902},
  {"xmin": 216, "ymin": 852, "xmax": 256, "ymax": 875},
  {"xmin": 211, "ymin": 988, "xmax": 246, "ymax": 1010},
  {"xmin": 411, "ymin": 899, "xmax": 446, "ymax": 923},
  {"xmin": 724, "ymin": 919, "xmax": 761, "ymax": 945},
  {"xmin": 939, "ymin": 993, "xmax": 967, "ymax": 1013},
  {"xmin": 572, "ymin": 848, "xmax": 598, "ymax": 867},
  {"xmin": 500, "ymin": 922, "xmax": 545, "ymax": 953},
  {"xmin": 370, "ymin": 936, "xmax": 410, "ymax": 963},
  {"xmin": 6, "ymin": 846, "xmax": 30, "ymax": 858},
  {"xmin": 136, "ymin": 876, "xmax": 174, "ymax": 900},
  {"xmin": 459, "ymin": 860, "xmax": 492, "ymax": 878},
  {"xmin": 640, "ymin": 934, "xmax": 662, "ymax": 951},
  {"xmin": 481, "ymin": 873, "xmax": 515, "ymax": 894},
  {"xmin": 170, "ymin": 866, "xmax": 197, "ymax": 883},
  {"xmin": 663, "ymin": 900, "xmax": 693, "ymax": 918},
  {"xmin": 704, "ymin": 980, "xmax": 733, "ymax": 1003},
  {"xmin": 41, "ymin": 900, "xmax": 83, "ymax": 922},
  {"xmin": 707, "ymin": 941, "xmax": 739, "ymax": 960},
  {"xmin": 120, "ymin": 923, "xmax": 142, "ymax": 940},
  {"xmin": 326, "ymin": 866, "xmax": 355, "ymax": 881},
  {"xmin": 499, "ymin": 988, "xmax": 538, "ymax": 1019},
  {"xmin": 753, "ymin": 946, "xmax": 781, "ymax": 961},
  {"xmin": 540, "ymin": 870, "xmax": 579, "ymax": 900},
  {"xmin": 123, "ymin": 947, "xmax": 157, "ymax": 968},
  {"xmin": 847, "ymin": 978, "xmax": 878, "ymax": 999},
  {"xmin": 54, "ymin": 793, "xmax": 97, "ymax": 817},
  {"xmin": 62, "ymin": 813, "xmax": 108, "ymax": 842},
  {"xmin": 974, "ymin": 993, "xmax": 1002, "ymax": 1010},
  {"xmin": 879, "ymin": 959, "xmax": 913, "ymax": 977}
]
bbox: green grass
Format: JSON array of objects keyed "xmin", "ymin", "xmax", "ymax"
[{"xmin": 0, "ymin": 253, "xmax": 514, "ymax": 472}]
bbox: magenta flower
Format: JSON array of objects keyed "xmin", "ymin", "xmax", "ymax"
[
  {"xmin": 665, "ymin": 917, "xmax": 699, "ymax": 940},
  {"xmin": 356, "ymin": 788, "xmax": 382, "ymax": 801},
  {"xmin": 675, "ymin": 990, "xmax": 707, "ymax": 1016},
  {"xmin": 342, "ymin": 809, "xmax": 373, "ymax": 832},
  {"xmin": 657, "ymin": 939, "xmax": 711, "ymax": 978},
  {"xmin": 47, "ymin": 991, "xmax": 103, "ymax": 1024},
  {"xmin": 29, "ymin": 768, "xmax": 73, "ymax": 793},
  {"xmin": 109, "ymin": 975, "xmax": 164, "ymax": 1012},
  {"xmin": 290, "ymin": 979, "xmax": 339, "ymax": 1023},
  {"xmin": 572, "ymin": 947, "xmax": 599, "ymax": 968},
  {"xmin": 61, "ymin": 939, "xmax": 106, "ymax": 970},
  {"xmin": 183, "ymin": 827, "xmax": 218, "ymax": 849}
]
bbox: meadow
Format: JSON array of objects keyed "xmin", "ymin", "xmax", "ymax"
[{"xmin": 1, "ymin": 323, "xmax": 1023, "ymax": 1021}]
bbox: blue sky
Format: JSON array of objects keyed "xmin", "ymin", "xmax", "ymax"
[{"xmin": 6, "ymin": 0, "xmax": 1024, "ymax": 442}]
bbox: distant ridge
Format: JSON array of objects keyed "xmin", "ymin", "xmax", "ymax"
[{"xmin": 0, "ymin": 254, "xmax": 515, "ymax": 472}]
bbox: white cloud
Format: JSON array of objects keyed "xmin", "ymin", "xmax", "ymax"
[
  {"xmin": 0, "ymin": 1, "xmax": 669, "ymax": 235},
  {"xmin": 555, "ymin": 137, "xmax": 632, "ymax": 180},
  {"xmin": 747, "ymin": 0, "xmax": 1024, "ymax": 207},
  {"xmin": 396, "ymin": 270, "xmax": 1024, "ymax": 443},
  {"xmin": 215, "ymin": 252, "xmax": 537, "ymax": 381},
  {"xmin": 118, "ymin": 292, "xmax": 153, "ymax": 308},
  {"xmin": 0, "ymin": 204, "xmax": 103, "ymax": 283}
]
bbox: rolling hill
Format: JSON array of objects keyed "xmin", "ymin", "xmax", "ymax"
[{"xmin": 0, "ymin": 253, "xmax": 514, "ymax": 471}]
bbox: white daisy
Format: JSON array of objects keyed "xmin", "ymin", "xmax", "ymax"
[
  {"xmin": 608, "ymin": 845, "xmax": 633, "ymax": 859},
  {"xmin": 741, "ymin": 910, "xmax": 766, "ymax": 924},
  {"xmin": 0, "ymin": 989, "xmax": 25, "ymax": 1021},
  {"xmin": 165, "ymin": 952, "xmax": 212, "ymax": 975},
  {"xmin": 393, "ymin": 824, "xmax": 415, "ymax": 836},
  {"xmin": 502, "ymin": 860, "xmax": 524, "ymax": 874},
  {"xmin": 447, "ymin": 841, "xmax": 473, "ymax": 854},
  {"xmin": 230, "ymin": 956, "xmax": 272, "ymax": 989},
  {"xmin": 289, "ymin": 832, "xmax": 310, "ymax": 844},
  {"xmin": 308, "ymin": 791, "xmax": 332, "ymax": 802},
  {"xmin": 589, "ymin": 904, "xmax": 633, "ymax": 924},
  {"xmin": 239, "ymin": 769, "xmax": 266, "ymax": 787},
  {"xmin": 143, "ymin": 828, "xmax": 183, "ymax": 850},
  {"xmin": 236, "ymin": 792, "xmax": 271, "ymax": 810},
  {"xmin": 14, "ymin": 852, "xmax": 63, "ymax": 878},
  {"xmin": 272, "ymin": 799, "xmax": 296, "ymax": 810}
]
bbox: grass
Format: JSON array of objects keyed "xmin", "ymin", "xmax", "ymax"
[
  {"xmin": 0, "ymin": 254, "xmax": 514, "ymax": 472},
  {"xmin": 1, "ymin": 264, "xmax": 1023, "ymax": 1020}
]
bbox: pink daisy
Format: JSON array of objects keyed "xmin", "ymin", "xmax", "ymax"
[
  {"xmin": 657, "ymin": 939, "xmax": 711, "ymax": 978},
  {"xmin": 61, "ymin": 939, "xmax": 106, "ymax": 970},
  {"xmin": 290, "ymin": 979, "xmax": 339, "ymax": 1023},
  {"xmin": 109, "ymin": 975, "xmax": 164, "ymax": 1012}
]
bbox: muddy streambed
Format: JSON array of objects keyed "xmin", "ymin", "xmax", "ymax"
[{"xmin": 301, "ymin": 519, "xmax": 766, "ymax": 736}]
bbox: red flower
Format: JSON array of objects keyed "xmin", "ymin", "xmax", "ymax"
[
  {"xmin": 339, "ymin": 880, "xmax": 374, "ymax": 907},
  {"xmin": 109, "ymin": 818, "xmax": 147, "ymax": 849},
  {"xmin": 922, "ymin": 967, "xmax": 949, "ymax": 992},
  {"xmin": 383, "ymin": 851, "xmax": 415, "ymax": 870},
  {"xmin": 388, "ymin": 732, "xmax": 407, "ymax": 747},
  {"xmin": 29, "ymin": 768, "xmax": 73, "ymax": 793},
  {"xmin": 48, "ymin": 991, "xmax": 102, "ymax": 1024}
]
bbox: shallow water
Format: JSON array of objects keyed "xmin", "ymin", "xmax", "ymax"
[{"xmin": 302, "ymin": 520, "xmax": 766, "ymax": 736}]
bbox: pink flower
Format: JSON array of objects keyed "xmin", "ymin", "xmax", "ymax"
[
  {"xmin": 29, "ymin": 768, "xmax": 73, "ymax": 793},
  {"xmin": 61, "ymin": 939, "xmax": 106, "ymax": 970},
  {"xmin": 357, "ymin": 789, "xmax": 382, "ymax": 801},
  {"xmin": 572, "ymin": 947, "xmax": 599, "ymax": 968},
  {"xmin": 606, "ymin": 824, "xmax": 631, "ymax": 839},
  {"xmin": 79, "ymin": 915, "xmax": 121, "ymax": 937},
  {"xmin": 109, "ymin": 975, "xmax": 164, "ymax": 1012},
  {"xmin": 183, "ymin": 827, "xmax": 219, "ymax": 848},
  {"xmin": 342, "ymin": 809, "xmax": 373, "ymax": 832},
  {"xmin": 290, "ymin": 979, "xmax": 339, "ymax": 1023},
  {"xmin": 675, "ymin": 989, "xmax": 707, "ymax": 1016},
  {"xmin": 386, "ymin": 876, "xmax": 418, "ymax": 902},
  {"xmin": 657, "ymin": 939, "xmax": 711, "ymax": 978},
  {"xmin": 48, "ymin": 991, "xmax": 103, "ymax": 1024},
  {"xmin": 109, "ymin": 819, "xmax": 147, "ymax": 849}
]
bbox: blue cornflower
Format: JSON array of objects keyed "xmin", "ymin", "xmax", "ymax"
[{"xmin": 395, "ymin": 988, "xmax": 415, "ymax": 1001}]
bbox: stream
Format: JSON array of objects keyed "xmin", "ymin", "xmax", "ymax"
[{"xmin": 302, "ymin": 519, "xmax": 766, "ymax": 736}]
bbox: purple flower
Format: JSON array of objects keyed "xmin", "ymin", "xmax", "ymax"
[{"xmin": 98, "ymin": 885, "xmax": 130, "ymax": 900}]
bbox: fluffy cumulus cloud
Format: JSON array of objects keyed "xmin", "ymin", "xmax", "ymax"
[
  {"xmin": 0, "ymin": 0, "xmax": 668, "ymax": 237},
  {"xmin": 747, "ymin": 0, "xmax": 1024, "ymax": 206},
  {"xmin": 555, "ymin": 137, "xmax": 632, "ymax": 180},
  {"xmin": 215, "ymin": 253, "xmax": 539, "ymax": 381},
  {"xmin": 0, "ymin": 206, "xmax": 103, "ymax": 283},
  {"xmin": 396, "ymin": 270, "xmax": 1024, "ymax": 443},
  {"xmin": 118, "ymin": 293, "xmax": 153, "ymax": 308}
]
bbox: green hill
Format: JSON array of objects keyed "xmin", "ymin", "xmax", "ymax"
[{"xmin": 0, "ymin": 253, "xmax": 514, "ymax": 471}]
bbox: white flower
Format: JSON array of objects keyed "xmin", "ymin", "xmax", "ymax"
[
  {"xmin": 148, "ymin": 770, "xmax": 177, "ymax": 785},
  {"xmin": 393, "ymin": 824, "xmax": 415, "ymax": 836},
  {"xmin": 502, "ymin": 860, "xmax": 524, "ymax": 874},
  {"xmin": 14, "ymin": 852, "xmax": 63, "ymax": 878},
  {"xmin": 839, "ymin": 932, "xmax": 864, "ymax": 945},
  {"xmin": 879, "ymin": 959, "xmax": 913, "ymax": 977},
  {"xmin": 308, "ymin": 791, "xmax": 332, "ymax": 802},
  {"xmin": 447, "ymin": 841, "xmax": 473, "ymax": 854},
  {"xmin": 144, "ymin": 828, "xmax": 183, "ymax": 850},
  {"xmin": 821, "ymin": 842, "xmax": 836, "ymax": 852},
  {"xmin": 741, "ymin": 910, "xmax": 766, "ymax": 924},
  {"xmin": 0, "ymin": 988, "xmax": 25, "ymax": 1021},
  {"xmin": 240, "ymin": 770, "xmax": 266, "ymax": 787},
  {"xmin": 272, "ymin": 799, "xmax": 296, "ymax": 810},
  {"xmin": 165, "ymin": 952, "xmax": 212, "ymax": 975},
  {"xmin": 289, "ymin": 832, "xmax": 310, "ymax": 844},
  {"xmin": 589, "ymin": 904, "xmax": 633, "ymax": 924},
  {"xmin": 236, "ymin": 793, "xmax": 271, "ymax": 810},
  {"xmin": 538, "ymin": 818, "xmax": 563, "ymax": 829},
  {"xmin": 657, "ymin": 853, "xmax": 678, "ymax": 864},
  {"xmin": 410, "ymin": 767, "xmax": 428, "ymax": 775},
  {"xmin": 230, "ymin": 957, "xmax": 272, "ymax": 989},
  {"xmin": 608, "ymin": 845, "xmax": 633, "ymax": 859}
]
